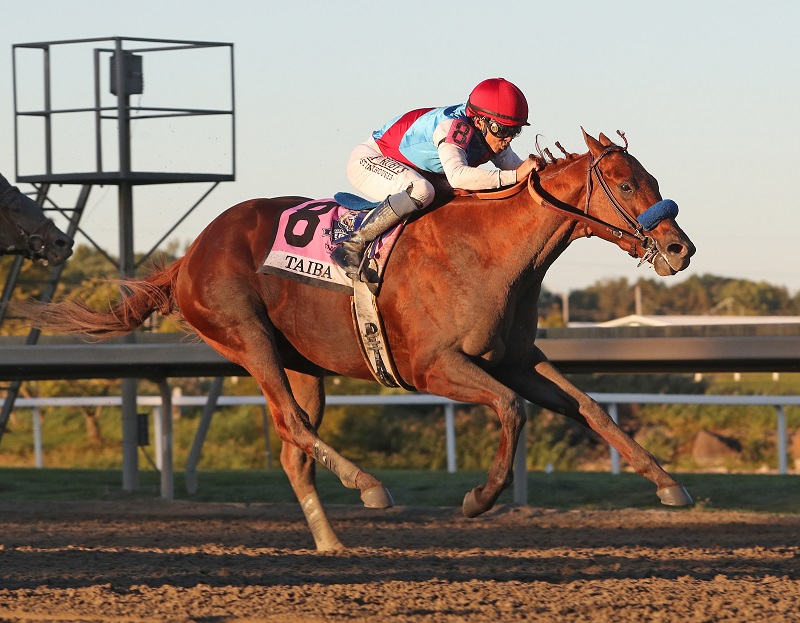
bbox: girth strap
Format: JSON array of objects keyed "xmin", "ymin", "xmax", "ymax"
[{"xmin": 350, "ymin": 279, "xmax": 415, "ymax": 390}]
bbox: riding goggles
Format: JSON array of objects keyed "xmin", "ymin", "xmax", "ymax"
[{"xmin": 486, "ymin": 119, "xmax": 522, "ymax": 140}]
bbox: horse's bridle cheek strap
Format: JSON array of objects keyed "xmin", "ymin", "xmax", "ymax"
[
  {"xmin": 528, "ymin": 146, "xmax": 675, "ymax": 266},
  {"xmin": 0, "ymin": 187, "xmax": 52, "ymax": 245},
  {"xmin": 0, "ymin": 205, "xmax": 27, "ymax": 245},
  {"xmin": 527, "ymin": 174, "xmax": 648, "ymax": 259}
]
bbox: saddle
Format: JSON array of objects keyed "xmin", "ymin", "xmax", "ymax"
[
  {"xmin": 257, "ymin": 195, "xmax": 410, "ymax": 389},
  {"xmin": 453, "ymin": 178, "xmax": 528, "ymax": 200}
]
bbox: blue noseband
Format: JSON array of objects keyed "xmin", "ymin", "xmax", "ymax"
[{"xmin": 637, "ymin": 199, "xmax": 678, "ymax": 231}]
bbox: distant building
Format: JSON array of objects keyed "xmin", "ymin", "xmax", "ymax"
[{"xmin": 595, "ymin": 315, "xmax": 800, "ymax": 328}]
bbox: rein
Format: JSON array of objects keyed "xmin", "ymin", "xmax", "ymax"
[
  {"xmin": 527, "ymin": 175, "xmax": 648, "ymax": 259},
  {"xmin": 456, "ymin": 135, "xmax": 672, "ymax": 267},
  {"xmin": 527, "ymin": 143, "xmax": 659, "ymax": 266},
  {"xmin": 585, "ymin": 144, "xmax": 647, "ymax": 239}
]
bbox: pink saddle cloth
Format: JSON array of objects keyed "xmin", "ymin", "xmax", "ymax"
[{"xmin": 258, "ymin": 198, "xmax": 403, "ymax": 294}]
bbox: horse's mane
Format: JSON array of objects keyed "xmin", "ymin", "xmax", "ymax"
[{"xmin": 533, "ymin": 136, "xmax": 589, "ymax": 178}]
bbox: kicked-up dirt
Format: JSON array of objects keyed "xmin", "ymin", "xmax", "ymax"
[{"xmin": 0, "ymin": 500, "xmax": 798, "ymax": 622}]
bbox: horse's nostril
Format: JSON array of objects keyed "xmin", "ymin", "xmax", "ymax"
[
  {"xmin": 28, "ymin": 235, "xmax": 45, "ymax": 252},
  {"xmin": 667, "ymin": 242, "xmax": 686, "ymax": 257}
]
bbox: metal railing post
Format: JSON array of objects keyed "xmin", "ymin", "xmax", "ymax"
[
  {"xmin": 777, "ymin": 405, "xmax": 788, "ymax": 476},
  {"xmin": 33, "ymin": 407, "xmax": 43, "ymax": 468},
  {"xmin": 185, "ymin": 376, "xmax": 224, "ymax": 494},
  {"xmin": 445, "ymin": 403, "xmax": 457, "ymax": 473},
  {"xmin": 157, "ymin": 380, "xmax": 174, "ymax": 500},
  {"xmin": 153, "ymin": 406, "xmax": 163, "ymax": 470},
  {"xmin": 608, "ymin": 403, "xmax": 621, "ymax": 475}
]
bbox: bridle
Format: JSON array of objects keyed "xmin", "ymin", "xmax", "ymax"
[
  {"xmin": 527, "ymin": 133, "xmax": 662, "ymax": 267},
  {"xmin": 0, "ymin": 186, "xmax": 51, "ymax": 257}
]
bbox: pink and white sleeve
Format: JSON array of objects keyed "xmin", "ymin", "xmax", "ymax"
[{"xmin": 435, "ymin": 121, "xmax": 518, "ymax": 190}]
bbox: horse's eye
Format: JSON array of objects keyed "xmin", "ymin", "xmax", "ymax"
[{"xmin": 620, "ymin": 182, "xmax": 633, "ymax": 194}]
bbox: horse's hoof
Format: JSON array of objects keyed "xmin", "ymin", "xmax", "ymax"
[
  {"xmin": 658, "ymin": 484, "xmax": 693, "ymax": 506},
  {"xmin": 462, "ymin": 487, "xmax": 487, "ymax": 518},
  {"xmin": 316, "ymin": 539, "xmax": 346, "ymax": 553},
  {"xmin": 361, "ymin": 485, "xmax": 394, "ymax": 509}
]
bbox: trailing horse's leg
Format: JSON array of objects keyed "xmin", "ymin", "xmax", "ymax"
[
  {"xmin": 282, "ymin": 369, "xmax": 344, "ymax": 551},
  {"xmin": 423, "ymin": 351, "xmax": 527, "ymax": 518},
  {"xmin": 498, "ymin": 349, "xmax": 692, "ymax": 506}
]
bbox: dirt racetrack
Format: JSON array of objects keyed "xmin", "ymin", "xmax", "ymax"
[{"xmin": 0, "ymin": 500, "xmax": 798, "ymax": 623}]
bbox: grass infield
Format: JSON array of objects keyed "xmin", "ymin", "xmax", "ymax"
[{"xmin": 0, "ymin": 468, "xmax": 798, "ymax": 514}]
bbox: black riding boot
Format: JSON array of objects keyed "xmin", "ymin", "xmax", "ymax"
[{"xmin": 331, "ymin": 192, "xmax": 415, "ymax": 278}]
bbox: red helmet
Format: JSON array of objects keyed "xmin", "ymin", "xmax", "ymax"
[{"xmin": 466, "ymin": 78, "xmax": 529, "ymax": 127}]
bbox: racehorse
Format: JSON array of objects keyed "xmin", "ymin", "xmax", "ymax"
[
  {"xmin": 0, "ymin": 173, "xmax": 74, "ymax": 265},
  {"xmin": 19, "ymin": 130, "xmax": 696, "ymax": 551}
]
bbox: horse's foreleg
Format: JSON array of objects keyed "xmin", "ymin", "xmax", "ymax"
[
  {"xmin": 282, "ymin": 369, "xmax": 344, "ymax": 551},
  {"xmin": 423, "ymin": 350, "xmax": 527, "ymax": 518},
  {"xmin": 499, "ymin": 349, "xmax": 692, "ymax": 506}
]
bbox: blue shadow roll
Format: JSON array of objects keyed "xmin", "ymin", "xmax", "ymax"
[{"xmin": 637, "ymin": 199, "xmax": 678, "ymax": 231}]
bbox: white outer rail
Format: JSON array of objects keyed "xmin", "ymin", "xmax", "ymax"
[{"xmin": 13, "ymin": 393, "xmax": 799, "ymax": 503}]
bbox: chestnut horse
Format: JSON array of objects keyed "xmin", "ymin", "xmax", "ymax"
[
  {"xmin": 0, "ymin": 173, "xmax": 74, "ymax": 265},
  {"xmin": 22, "ymin": 131, "xmax": 696, "ymax": 550}
]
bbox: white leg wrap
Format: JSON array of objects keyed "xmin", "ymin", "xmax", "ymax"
[
  {"xmin": 313, "ymin": 440, "xmax": 361, "ymax": 488},
  {"xmin": 301, "ymin": 492, "xmax": 344, "ymax": 551}
]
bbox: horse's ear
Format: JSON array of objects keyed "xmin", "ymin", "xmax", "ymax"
[
  {"xmin": 598, "ymin": 133, "xmax": 615, "ymax": 147},
  {"xmin": 581, "ymin": 127, "xmax": 604, "ymax": 156}
]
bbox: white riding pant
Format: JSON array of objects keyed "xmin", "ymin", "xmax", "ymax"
[{"xmin": 346, "ymin": 138, "xmax": 435, "ymax": 212}]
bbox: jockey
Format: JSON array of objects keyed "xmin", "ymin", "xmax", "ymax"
[{"xmin": 332, "ymin": 77, "xmax": 542, "ymax": 277}]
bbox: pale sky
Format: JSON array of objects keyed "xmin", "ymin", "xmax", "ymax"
[{"xmin": 2, "ymin": 0, "xmax": 799, "ymax": 296}]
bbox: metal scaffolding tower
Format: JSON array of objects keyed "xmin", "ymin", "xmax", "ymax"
[{"xmin": 0, "ymin": 36, "xmax": 236, "ymax": 490}]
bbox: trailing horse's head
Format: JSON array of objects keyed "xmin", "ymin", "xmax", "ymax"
[
  {"xmin": 580, "ymin": 129, "xmax": 695, "ymax": 276},
  {"xmin": 0, "ymin": 176, "xmax": 74, "ymax": 265}
]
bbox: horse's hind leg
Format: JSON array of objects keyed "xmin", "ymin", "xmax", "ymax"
[
  {"xmin": 192, "ymin": 316, "xmax": 393, "ymax": 512},
  {"xmin": 282, "ymin": 369, "xmax": 344, "ymax": 551}
]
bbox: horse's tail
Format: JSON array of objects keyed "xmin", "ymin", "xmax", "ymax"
[{"xmin": 14, "ymin": 259, "xmax": 184, "ymax": 340}]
